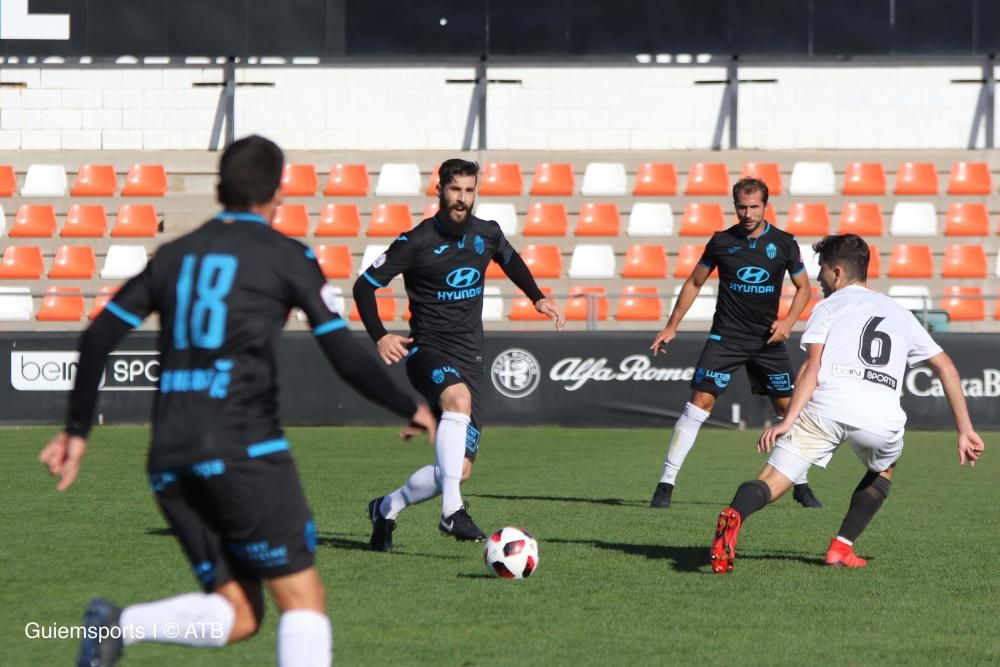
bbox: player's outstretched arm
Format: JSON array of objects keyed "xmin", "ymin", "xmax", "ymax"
[
  {"xmin": 924, "ymin": 351, "xmax": 985, "ymax": 467},
  {"xmin": 498, "ymin": 251, "xmax": 564, "ymax": 329},
  {"xmin": 758, "ymin": 343, "xmax": 823, "ymax": 452},
  {"xmin": 769, "ymin": 270, "xmax": 810, "ymax": 344},
  {"xmin": 39, "ymin": 432, "xmax": 88, "ymax": 492},
  {"xmin": 534, "ymin": 297, "xmax": 565, "ymax": 331},
  {"xmin": 651, "ymin": 264, "xmax": 710, "ymax": 356}
]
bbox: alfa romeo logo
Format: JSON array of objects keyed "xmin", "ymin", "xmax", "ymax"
[{"xmin": 491, "ymin": 348, "xmax": 541, "ymax": 399}]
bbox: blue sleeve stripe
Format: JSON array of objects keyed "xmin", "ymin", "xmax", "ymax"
[
  {"xmin": 313, "ymin": 318, "xmax": 347, "ymax": 336},
  {"xmin": 698, "ymin": 260, "xmax": 713, "ymax": 269},
  {"xmin": 247, "ymin": 438, "xmax": 290, "ymax": 458},
  {"xmin": 708, "ymin": 334, "xmax": 722, "ymax": 341},
  {"xmin": 790, "ymin": 266, "xmax": 806, "ymax": 276},
  {"xmin": 105, "ymin": 301, "xmax": 142, "ymax": 328},
  {"xmin": 362, "ymin": 271, "xmax": 384, "ymax": 288}
]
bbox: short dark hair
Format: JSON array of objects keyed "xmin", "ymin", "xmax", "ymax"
[
  {"xmin": 813, "ymin": 234, "xmax": 870, "ymax": 282},
  {"xmin": 437, "ymin": 159, "xmax": 480, "ymax": 188},
  {"xmin": 732, "ymin": 176, "xmax": 769, "ymax": 205},
  {"xmin": 216, "ymin": 135, "xmax": 284, "ymax": 209}
]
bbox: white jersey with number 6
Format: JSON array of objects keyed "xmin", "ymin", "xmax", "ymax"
[{"xmin": 800, "ymin": 284, "xmax": 942, "ymax": 438}]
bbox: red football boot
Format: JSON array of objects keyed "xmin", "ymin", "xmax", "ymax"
[
  {"xmin": 710, "ymin": 507, "xmax": 742, "ymax": 574},
  {"xmin": 825, "ymin": 537, "xmax": 867, "ymax": 568}
]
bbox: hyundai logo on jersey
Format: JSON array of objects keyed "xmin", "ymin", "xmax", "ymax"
[
  {"xmin": 766, "ymin": 242, "xmax": 777, "ymax": 259},
  {"xmin": 438, "ymin": 267, "xmax": 483, "ymax": 301},
  {"xmin": 731, "ymin": 266, "xmax": 775, "ymax": 294}
]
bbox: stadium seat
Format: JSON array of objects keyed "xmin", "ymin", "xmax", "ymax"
[
  {"xmin": 672, "ymin": 284, "xmax": 717, "ymax": 321},
  {"xmin": 785, "ymin": 203, "xmax": 831, "ymax": 237},
  {"xmin": 616, "ymin": 285, "xmax": 663, "ymax": 321},
  {"xmin": 633, "ymin": 163, "xmax": 677, "ymax": 196},
  {"xmin": 315, "ymin": 204, "xmax": 361, "ymax": 237},
  {"xmin": 523, "ymin": 203, "xmax": 568, "ymax": 236},
  {"xmin": 111, "ymin": 204, "xmax": 158, "ymax": 237},
  {"xmin": 100, "ymin": 245, "xmax": 147, "ymax": 280},
  {"xmin": 271, "ymin": 204, "xmax": 310, "ymax": 237},
  {"xmin": 37, "ymin": 286, "xmax": 85, "ymax": 321},
  {"xmin": 368, "ymin": 204, "xmax": 413, "ymax": 237},
  {"xmin": 889, "ymin": 285, "xmax": 931, "ymax": 312},
  {"xmin": 280, "ymin": 163, "xmax": 319, "ymax": 196},
  {"xmin": 995, "ymin": 299, "xmax": 1000, "ymax": 321},
  {"xmin": 62, "ymin": 205, "xmax": 108, "ymax": 238},
  {"xmin": 674, "ymin": 244, "xmax": 718, "ymax": 279},
  {"xmin": 575, "ymin": 203, "xmax": 620, "ymax": 236},
  {"xmin": 375, "ymin": 163, "xmax": 421, "ymax": 196},
  {"xmin": 565, "ymin": 286, "xmax": 609, "ymax": 321},
  {"xmin": 837, "ymin": 202, "xmax": 884, "ymax": 236},
  {"xmin": 940, "ymin": 286, "xmax": 985, "ymax": 321},
  {"xmin": 778, "ymin": 285, "xmax": 821, "ymax": 321},
  {"xmin": 422, "ymin": 202, "xmax": 439, "ymax": 220},
  {"xmin": 21, "ymin": 164, "xmax": 67, "ymax": 197},
  {"xmin": 10, "ymin": 205, "xmax": 56, "ymax": 237},
  {"xmin": 943, "ymin": 202, "xmax": 989, "ymax": 236},
  {"xmin": 323, "ymin": 164, "xmax": 370, "ymax": 196},
  {"xmin": 510, "ymin": 287, "xmax": 554, "ymax": 321},
  {"xmin": 308, "ymin": 286, "xmax": 344, "ymax": 318},
  {"xmin": 0, "ymin": 205, "xmax": 5, "ymax": 236},
  {"xmin": 788, "ymin": 162, "xmax": 835, "ymax": 195},
  {"xmin": 71, "ymin": 164, "xmax": 117, "ymax": 196},
  {"xmin": 568, "ymin": 244, "xmax": 615, "ymax": 279},
  {"xmin": 893, "ymin": 162, "xmax": 938, "ymax": 195},
  {"xmin": 530, "ymin": 163, "xmax": 575, "ymax": 196},
  {"xmin": 359, "ymin": 244, "xmax": 389, "ymax": 275},
  {"xmin": 741, "ymin": 162, "xmax": 782, "ymax": 196},
  {"xmin": 314, "ymin": 245, "xmax": 353, "ymax": 279},
  {"xmin": 121, "ymin": 164, "xmax": 167, "ymax": 196},
  {"xmin": 349, "ymin": 288, "xmax": 397, "ymax": 321},
  {"xmin": 520, "ymin": 245, "xmax": 562, "ymax": 278},
  {"xmin": 474, "ymin": 203, "xmax": 518, "ymax": 237},
  {"xmin": 887, "ymin": 244, "xmax": 933, "ymax": 278},
  {"xmin": 425, "ymin": 163, "xmax": 441, "ymax": 196},
  {"xmin": 89, "ymin": 286, "xmax": 117, "ymax": 320},
  {"xmin": 868, "ymin": 244, "xmax": 882, "ymax": 278},
  {"xmin": 0, "ymin": 165, "xmax": 15, "ymax": 197},
  {"xmin": 0, "ymin": 286, "xmax": 32, "ymax": 320},
  {"xmin": 626, "ymin": 203, "xmax": 674, "ymax": 237},
  {"xmin": 940, "ymin": 244, "xmax": 987, "ymax": 278},
  {"xmin": 679, "ymin": 203, "xmax": 725, "ymax": 236},
  {"xmin": 946, "ymin": 161, "xmax": 992, "ymax": 195},
  {"xmin": 798, "ymin": 243, "xmax": 821, "ymax": 279},
  {"xmin": 581, "ymin": 162, "xmax": 627, "ymax": 196},
  {"xmin": 0, "ymin": 246, "xmax": 44, "ymax": 279},
  {"xmin": 684, "ymin": 163, "xmax": 729, "ymax": 196},
  {"xmin": 479, "ymin": 163, "xmax": 523, "ymax": 196},
  {"xmin": 482, "ymin": 286, "xmax": 504, "ymax": 321},
  {"xmin": 485, "ymin": 258, "xmax": 506, "ymax": 279},
  {"xmin": 49, "ymin": 245, "xmax": 96, "ymax": 279},
  {"xmin": 622, "ymin": 244, "xmax": 668, "ymax": 279},
  {"xmin": 890, "ymin": 202, "xmax": 937, "ymax": 236},
  {"xmin": 841, "ymin": 162, "xmax": 887, "ymax": 195},
  {"xmin": 762, "ymin": 203, "xmax": 778, "ymax": 224}
]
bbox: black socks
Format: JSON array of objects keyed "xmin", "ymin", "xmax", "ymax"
[
  {"xmin": 730, "ymin": 479, "xmax": 772, "ymax": 520},
  {"xmin": 838, "ymin": 472, "xmax": 891, "ymax": 542}
]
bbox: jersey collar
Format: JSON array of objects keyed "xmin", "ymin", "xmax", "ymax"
[
  {"xmin": 735, "ymin": 221, "xmax": 771, "ymax": 239},
  {"xmin": 217, "ymin": 210, "xmax": 268, "ymax": 225}
]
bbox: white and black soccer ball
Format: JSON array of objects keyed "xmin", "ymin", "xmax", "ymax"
[{"xmin": 483, "ymin": 526, "xmax": 539, "ymax": 579}]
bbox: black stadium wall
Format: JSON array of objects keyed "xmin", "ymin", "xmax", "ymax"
[{"xmin": 4, "ymin": 332, "xmax": 999, "ymax": 431}]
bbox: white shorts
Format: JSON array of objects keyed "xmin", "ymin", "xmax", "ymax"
[{"xmin": 768, "ymin": 406, "xmax": 904, "ymax": 482}]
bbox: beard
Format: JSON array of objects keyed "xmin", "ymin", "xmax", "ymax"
[{"xmin": 437, "ymin": 197, "xmax": 473, "ymax": 238}]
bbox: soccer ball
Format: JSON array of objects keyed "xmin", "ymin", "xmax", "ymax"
[{"xmin": 483, "ymin": 526, "xmax": 539, "ymax": 579}]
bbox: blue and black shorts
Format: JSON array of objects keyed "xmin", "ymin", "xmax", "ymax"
[
  {"xmin": 691, "ymin": 336, "xmax": 795, "ymax": 397},
  {"xmin": 404, "ymin": 346, "xmax": 483, "ymax": 462}
]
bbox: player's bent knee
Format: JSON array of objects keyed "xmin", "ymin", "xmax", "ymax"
[
  {"xmin": 690, "ymin": 391, "xmax": 716, "ymax": 412},
  {"xmin": 267, "ymin": 567, "xmax": 326, "ymax": 614},
  {"xmin": 439, "ymin": 384, "xmax": 472, "ymax": 415},
  {"xmin": 215, "ymin": 580, "xmax": 263, "ymax": 643}
]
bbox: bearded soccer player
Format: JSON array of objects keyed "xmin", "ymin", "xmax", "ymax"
[
  {"xmin": 710, "ymin": 234, "xmax": 984, "ymax": 574},
  {"xmin": 648, "ymin": 177, "xmax": 823, "ymax": 509},
  {"xmin": 354, "ymin": 158, "xmax": 564, "ymax": 550},
  {"xmin": 39, "ymin": 135, "xmax": 435, "ymax": 667}
]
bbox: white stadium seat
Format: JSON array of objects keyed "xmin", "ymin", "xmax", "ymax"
[
  {"xmin": 297, "ymin": 286, "xmax": 345, "ymax": 318},
  {"xmin": 888, "ymin": 285, "xmax": 931, "ymax": 311},
  {"xmin": 672, "ymin": 284, "xmax": 716, "ymax": 320},
  {"xmin": 0, "ymin": 286, "xmax": 33, "ymax": 321},
  {"xmin": 890, "ymin": 202, "xmax": 937, "ymax": 236},
  {"xmin": 788, "ymin": 161, "xmax": 835, "ymax": 196},
  {"xmin": 798, "ymin": 243, "xmax": 821, "ymax": 279},
  {"xmin": 100, "ymin": 245, "xmax": 148, "ymax": 280},
  {"xmin": 474, "ymin": 202, "xmax": 518, "ymax": 237},
  {"xmin": 374, "ymin": 163, "xmax": 421, "ymax": 196},
  {"xmin": 482, "ymin": 286, "xmax": 504, "ymax": 321},
  {"xmin": 360, "ymin": 244, "xmax": 390, "ymax": 276},
  {"xmin": 568, "ymin": 244, "xmax": 615, "ymax": 279},
  {"xmin": 21, "ymin": 164, "xmax": 68, "ymax": 197},
  {"xmin": 581, "ymin": 162, "xmax": 627, "ymax": 196},
  {"xmin": 626, "ymin": 203, "xmax": 674, "ymax": 237},
  {"xmin": 0, "ymin": 204, "xmax": 6, "ymax": 236}
]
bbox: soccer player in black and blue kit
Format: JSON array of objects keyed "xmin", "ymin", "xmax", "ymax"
[
  {"xmin": 648, "ymin": 177, "xmax": 824, "ymax": 510},
  {"xmin": 355, "ymin": 159, "xmax": 564, "ymax": 549},
  {"xmin": 39, "ymin": 136, "xmax": 435, "ymax": 667}
]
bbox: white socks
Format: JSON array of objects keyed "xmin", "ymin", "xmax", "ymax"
[
  {"xmin": 119, "ymin": 592, "xmax": 234, "ymax": 647},
  {"xmin": 277, "ymin": 610, "xmax": 332, "ymax": 667},
  {"xmin": 659, "ymin": 402, "xmax": 710, "ymax": 485},
  {"xmin": 381, "ymin": 464, "xmax": 441, "ymax": 520},
  {"xmin": 437, "ymin": 411, "xmax": 471, "ymax": 517}
]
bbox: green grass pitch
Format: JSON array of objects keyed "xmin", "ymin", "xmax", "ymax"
[{"xmin": 2, "ymin": 426, "xmax": 997, "ymax": 666}]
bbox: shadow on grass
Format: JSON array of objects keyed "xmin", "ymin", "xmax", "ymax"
[
  {"xmin": 467, "ymin": 493, "xmax": 646, "ymax": 508},
  {"xmin": 144, "ymin": 527, "xmax": 175, "ymax": 537},
  {"xmin": 456, "ymin": 573, "xmax": 494, "ymax": 580},
  {"xmin": 317, "ymin": 533, "xmax": 464, "ymax": 560}
]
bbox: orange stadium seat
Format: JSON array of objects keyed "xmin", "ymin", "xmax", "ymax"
[
  {"xmin": 281, "ymin": 164, "xmax": 319, "ymax": 196},
  {"xmin": 0, "ymin": 246, "xmax": 44, "ymax": 279},
  {"xmin": 121, "ymin": 164, "xmax": 167, "ymax": 196},
  {"xmin": 315, "ymin": 204, "xmax": 361, "ymax": 237},
  {"xmin": 519, "ymin": 245, "xmax": 562, "ymax": 278},
  {"xmin": 894, "ymin": 162, "xmax": 938, "ymax": 195},
  {"xmin": 778, "ymin": 285, "xmax": 821, "ymax": 321},
  {"xmin": 530, "ymin": 163, "xmax": 575, "ymax": 196},
  {"xmin": 673, "ymin": 244, "xmax": 718, "ymax": 278},
  {"xmin": 741, "ymin": 162, "xmax": 782, "ymax": 196},
  {"xmin": 995, "ymin": 299, "xmax": 1000, "ymax": 321},
  {"xmin": 684, "ymin": 163, "xmax": 729, "ymax": 196},
  {"xmin": 71, "ymin": 164, "xmax": 117, "ymax": 196},
  {"xmin": 632, "ymin": 162, "xmax": 677, "ymax": 196},
  {"xmin": 679, "ymin": 203, "xmax": 725, "ymax": 236},
  {"xmin": 522, "ymin": 203, "xmax": 568, "ymax": 236},
  {"xmin": 111, "ymin": 204, "xmax": 158, "ymax": 237},
  {"xmin": 565, "ymin": 286, "xmax": 609, "ymax": 321},
  {"xmin": 622, "ymin": 244, "xmax": 668, "ymax": 279},
  {"xmin": 368, "ymin": 204, "xmax": 413, "ymax": 237},
  {"xmin": 349, "ymin": 287, "xmax": 397, "ymax": 321},
  {"xmin": 868, "ymin": 244, "xmax": 882, "ymax": 278},
  {"xmin": 271, "ymin": 204, "xmax": 310, "ymax": 237},
  {"xmin": 510, "ymin": 287, "xmax": 554, "ymax": 321},
  {"xmin": 888, "ymin": 244, "xmax": 933, "ymax": 278},
  {"xmin": 49, "ymin": 245, "xmax": 96, "ymax": 279},
  {"xmin": 61, "ymin": 205, "xmax": 108, "ymax": 238},
  {"xmin": 10, "ymin": 205, "xmax": 56, "ymax": 237},
  {"xmin": 323, "ymin": 164, "xmax": 369, "ymax": 196},
  {"xmin": 943, "ymin": 202, "xmax": 989, "ymax": 236},
  {"xmin": 947, "ymin": 162, "xmax": 992, "ymax": 195},
  {"xmin": 764, "ymin": 203, "xmax": 777, "ymax": 224},
  {"xmin": 785, "ymin": 203, "xmax": 831, "ymax": 236},
  {"xmin": 940, "ymin": 244, "xmax": 987, "ymax": 278},
  {"xmin": 89, "ymin": 286, "xmax": 117, "ymax": 320},
  {"xmin": 479, "ymin": 163, "xmax": 523, "ymax": 196},
  {"xmin": 575, "ymin": 203, "xmax": 620, "ymax": 236},
  {"xmin": 37, "ymin": 286, "xmax": 85, "ymax": 321},
  {"xmin": 421, "ymin": 201, "xmax": 439, "ymax": 220},
  {"xmin": 486, "ymin": 259, "xmax": 506, "ymax": 279},
  {"xmin": 841, "ymin": 162, "xmax": 886, "ymax": 195},
  {"xmin": 314, "ymin": 245, "xmax": 353, "ymax": 279},
  {"xmin": 425, "ymin": 163, "xmax": 441, "ymax": 196},
  {"xmin": 941, "ymin": 286, "xmax": 985, "ymax": 321},
  {"xmin": 837, "ymin": 202, "xmax": 884, "ymax": 236},
  {"xmin": 615, "ymin": 285, "xmax": 662, "ymax": 321},
  {"xmin": 0, "ymin": 166, "xmax": 15, "ymax": 196}
]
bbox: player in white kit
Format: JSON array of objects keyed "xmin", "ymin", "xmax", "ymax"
[{"xmin": 709, "ymin": 234, "xmax": 985, "ymax": 574}]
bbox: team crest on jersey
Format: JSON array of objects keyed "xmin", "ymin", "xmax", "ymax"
[
  {"xmin": 474, "ymin": 235, "xmax": 485, "ymax": 255},
  {"xmin": 766, "ymin": 243, "xmax": 777, "ymax": 260},
  {"xmin": 372, "ymin": 253, "xmax": 387, "ymax": 268}
]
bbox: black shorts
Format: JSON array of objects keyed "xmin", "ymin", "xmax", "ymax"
[
  {"xmin": 404, "ymin": 345, "xmax": 482, "ymax": 462},
  {"xmin": 150, "ymin": 448, "xmax": 316, "ymax": 592},
  {"xmin": 691, "ymin": 336, "xmax": 795, "ymax": 397}
]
